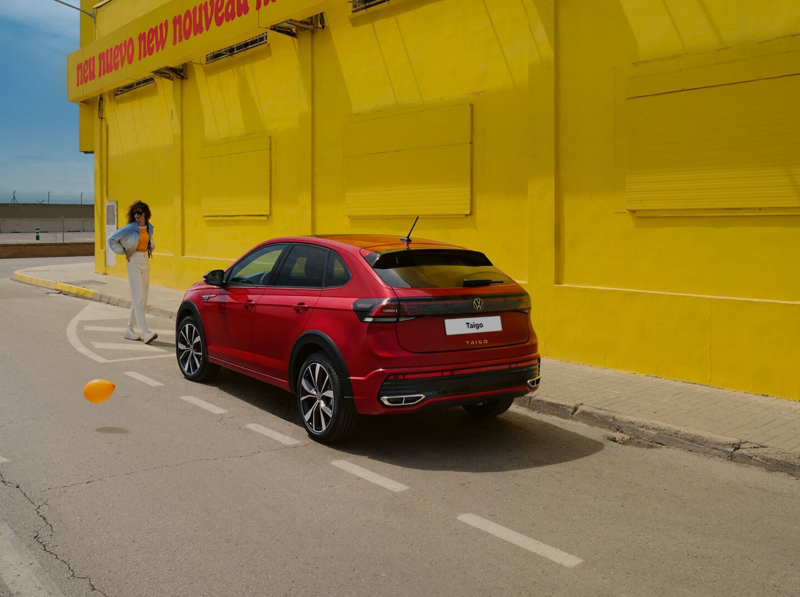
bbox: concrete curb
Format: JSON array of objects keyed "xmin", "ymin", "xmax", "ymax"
[
  {"xmin": 516, "ymin": 394, "xmax": 800, "ymax": 478},
  {"xmin": 12, "ymin": 270, "xmax": 177, "ymax": 321}
]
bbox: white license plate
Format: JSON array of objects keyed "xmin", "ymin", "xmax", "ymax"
[{"xmin": 444, "ymin": 316, "xmax": 502, "ymax": 336}]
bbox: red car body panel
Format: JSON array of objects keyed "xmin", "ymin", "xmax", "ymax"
[{"xmin": 179, "ymin": 235, "xmax": 540, "ymax": 415}]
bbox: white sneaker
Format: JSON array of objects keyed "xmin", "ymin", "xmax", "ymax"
[
  {"xmin": 142, "ymin": 330, "xmax": 158, "ymax": 345},
  {"xmin": 124, "ymin": 328, "xmax": 142, "ymax": 341}
]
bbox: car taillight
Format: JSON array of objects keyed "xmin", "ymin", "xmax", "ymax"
[
  {"xmin": 352, "ymin": 293, "xmax": 531, "ymax": 322},
  {"xmin": 352, "ymin": 298, "xmax": 413, "ymax": 323}
]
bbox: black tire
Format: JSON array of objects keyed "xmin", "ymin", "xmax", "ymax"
[
  {"xmin": 176, "ymin": 315, "xmax": 220, "ymax": 382},
  {"xmin": 462, "ymin": 396, "xmax": 515, "ymax": 419},
  {"xmin": 297, "ymin": 352, "xmax": 358, "ymax": 443}
]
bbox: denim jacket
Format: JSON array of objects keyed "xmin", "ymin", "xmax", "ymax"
[{"xmin": 108, "ymin": 221, "xmax": 155, "ymax": 256}]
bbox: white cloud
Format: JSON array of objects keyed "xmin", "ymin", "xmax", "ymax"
[{"xmin": 0, "ymin": 0, "xmax": 81, "ymax": 39}]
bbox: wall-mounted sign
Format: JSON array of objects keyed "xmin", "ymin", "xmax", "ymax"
[{"xmin": 68, "ymin": 0, "xmax": 328, "ymax": 103}]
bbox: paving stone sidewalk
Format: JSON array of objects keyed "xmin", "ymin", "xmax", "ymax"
[{"xmin": 12, "ymin": 261, "xmax": 800, "ymax": 477}]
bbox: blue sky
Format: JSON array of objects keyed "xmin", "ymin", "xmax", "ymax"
[{"xmin": 0, "ymin": 1, "xmax": 94, "ymax": 201}]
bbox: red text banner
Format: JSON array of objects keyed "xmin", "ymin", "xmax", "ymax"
[{"xmin": 69, "ymin": 0, "xmax": 328, "ymax": 102}]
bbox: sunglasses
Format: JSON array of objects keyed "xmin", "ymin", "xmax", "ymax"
[{"xmin": 133, "ymin": 210, "xmax": 144, "ymax": 216}]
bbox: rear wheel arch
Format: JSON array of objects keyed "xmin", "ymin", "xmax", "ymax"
[{"xmin": 289, "ymin": 331, "xmax": 353, "ymax": 400}]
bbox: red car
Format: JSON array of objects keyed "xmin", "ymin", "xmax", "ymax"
[{"xmin": 176, "ymin": 235, "xmax": 540, "ymax": 442}]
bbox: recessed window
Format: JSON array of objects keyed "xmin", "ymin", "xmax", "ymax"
[
  {"xmin": 352, "ymin": 0, "xmax": 390, "ymax": 13},
  {"xmin": 206, "ymin": 33, "xmax": 269, "ymax": 65},
  {"xmin": 114, "ymin": 77, "xmax": 155, "ymax": 97}
]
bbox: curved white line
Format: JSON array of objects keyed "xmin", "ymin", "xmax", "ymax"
[{"xmin": 66, "ymin": 304, "xmax": 108, "ymax": 363}]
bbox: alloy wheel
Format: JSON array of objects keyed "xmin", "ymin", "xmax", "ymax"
[
  {"xmin": 299, "ymin": 363, "xmax": 335, "ymax": 434},
  {"xmin": 178, "ymin": 322, "xmax": 203, "ymax": 376}
]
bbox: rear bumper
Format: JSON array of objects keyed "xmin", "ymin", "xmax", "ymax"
[{"xmin": 350, "ymin": 356, "xmax": 540, "ymax": 415}]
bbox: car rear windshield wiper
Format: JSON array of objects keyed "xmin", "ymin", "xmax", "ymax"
[{"xmin": 462, "ymin": 279, "xmax": 504, "ymax": 287}]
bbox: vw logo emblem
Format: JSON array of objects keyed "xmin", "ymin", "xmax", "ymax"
[{"xmin": 473, "ymin": 298, "xmax": 484, "ymax": 311}]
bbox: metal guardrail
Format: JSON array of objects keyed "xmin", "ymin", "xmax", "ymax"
[
  {"xmin": 0, "ymin": 218, "xmax": 95, "ymax": 234},
  {"xmin": 3, "ymin": 191, "xmax": 95, "ymax": 205}
]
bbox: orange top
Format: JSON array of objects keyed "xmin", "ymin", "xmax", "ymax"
[{"xmin": 136, "ymin": 227, "xmax": 149, "ymax": 252}]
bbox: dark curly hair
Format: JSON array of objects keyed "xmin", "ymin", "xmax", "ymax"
[{"xmin": 126, "ymin": 201, "xmax": 151, "ymax": 224}]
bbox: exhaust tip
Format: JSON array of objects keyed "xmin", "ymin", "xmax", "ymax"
[{"xmin": 380, "ymin": 394, "xmax": 427, "ymax": 407}]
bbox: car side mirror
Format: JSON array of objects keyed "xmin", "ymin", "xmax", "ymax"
[{"xmin": 204, "ymin": 269, "xmax": 225, "ymax": 287}]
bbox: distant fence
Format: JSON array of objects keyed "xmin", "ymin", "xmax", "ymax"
[
  {"xmin": 2, "ymin": 191, "xmax": 95, "ymax": 205},
  {"xmin": 0, "ymin": 218, "xmax": 95, "ymax": 234}
]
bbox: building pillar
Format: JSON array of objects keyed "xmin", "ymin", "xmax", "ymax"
[{"xmin": 297, "ymin": 27, "xmax": 315, "ymax": 235}]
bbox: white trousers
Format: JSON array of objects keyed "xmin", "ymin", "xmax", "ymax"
[{"xmin": 126, "ymin": 251, "xmax": 150, "ymax": 333}]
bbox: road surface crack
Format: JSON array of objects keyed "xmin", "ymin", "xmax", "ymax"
[{"xmin": 0, "ymin": 470, "xmax": 110, "ymax": 596}]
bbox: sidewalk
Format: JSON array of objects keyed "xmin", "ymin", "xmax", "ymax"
[{"xmin": 12, "ymin": 261, "xmax": 800, "ymax": 478}]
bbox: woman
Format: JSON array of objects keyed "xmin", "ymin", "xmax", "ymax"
[{"xmin": 108, "ymin": 201, "xmax": 158, "ymax": 344}]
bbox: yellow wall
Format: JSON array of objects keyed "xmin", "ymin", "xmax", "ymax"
[{"xmin": 81, "ymin": 0, "xmax": 800, "ymax": 400}]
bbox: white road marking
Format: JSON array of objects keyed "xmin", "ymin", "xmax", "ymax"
[
  {"xmin": 91, "ymin": 342, "xmax": 165, "ymax": 352},
  {"xmin": 457, "ymin": 514, "xmax": 583, "ymax": 568},
  {"xmin": 66, "ymin": 305, "xmax": 107, "ymax": 363},
  {"xmin": 84, "ymin": 326, "xmax": 174, "ymax": 335},
  {"xmin": 0, "ymin": 517, "xmax": 65, "ymax": 596},
  {"xmin": 331, "ymin": 460, "xmax": 409, "ymax": 492},
  {"xmin": 245, "ymin": 424, "xmax": 301, "ymax": 446},
  {"xmin": 67, "ymin": 303, "xmax": 174, "ymax": 364},
  {"xmin": 106, "ymin": 355, "xmax": 173, "ymax": 363},
  {"xmin": 124, "ymin": 372, "xmax": 164, "ymax": 387},
  {"xmin": 0, "ymin": 457, "xmax": 7, "ymax": 464},
  {"xmin": 179, "ymin": 395, "xmax": 227, "ymax": 415}
]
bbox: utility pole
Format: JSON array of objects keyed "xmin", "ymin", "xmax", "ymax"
[{"xmin": 48, "ymin": 191, "xmax": 51, "ymax": 204}]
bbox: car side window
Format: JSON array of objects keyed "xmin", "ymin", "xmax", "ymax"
[
  {"xmin": 228, "ymin": 244, "xmax": 287, "ymax": 287},
  {"xmin": 274, "ymin": 244, "xmax": 328, "ymax": 288},
  {"xmin": 324, "ymin": 252, "xmax": 351, "ymax": 287}
]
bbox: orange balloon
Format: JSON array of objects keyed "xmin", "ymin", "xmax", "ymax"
[{"xmin": 83, "ymin": 379, "xmax": 115, "ymax": 403}]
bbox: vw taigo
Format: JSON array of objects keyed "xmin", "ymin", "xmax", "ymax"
[{"xmin": 176, "ymin": 235, "xmax": 540, "ymax": 443}]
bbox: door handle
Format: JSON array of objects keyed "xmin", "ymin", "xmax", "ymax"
[
  {"xmin": 293, "ymin": 302, "xmax": 309, "ymax": 313},
  {"xmin": 244, "ymin": 299, "xmax": 255, "ymax": 310}
]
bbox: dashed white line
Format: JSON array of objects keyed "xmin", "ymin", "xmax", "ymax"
[
  {"xmin": 457, "ymin": 514, "xmax": 583, "ymax": 568},
  {"xmin": 91, "ymin": 342, "xmax": 165, "ymax": 352},
  {"xmin": 245, "ymin": 424, "xmax": 302, "ymax": 446},
  {"xmin": 179, "ymin": 395, "xmax": 227, "ymax": 415},
  {"xmin": 331, "ymin": 460, "xmax": 409, "ymax": 492},
  {"xmin": 84, "ymin": 326, "xmax": 174, "ymax": 335},
  {"xmin": 124, "ymin": 371, "xmax": 164, "ymax": 387}
]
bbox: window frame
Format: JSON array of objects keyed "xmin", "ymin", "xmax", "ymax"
[
  {"xmin": 224, "ymin": 243, "xmax": 288, "ymax": 288},
  {"xmin": 271, "ymin": 243, "xmax": 331, "ymax": 290},
  {"xmin": 322, "ymin": 250, "xmax": 353, "ymax": 289}
]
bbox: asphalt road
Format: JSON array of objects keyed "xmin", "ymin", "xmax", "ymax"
[{"xmin": 1, "ymin": 257, "xmax": 800, "ymax": 597}]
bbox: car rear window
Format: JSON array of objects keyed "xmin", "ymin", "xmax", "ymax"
[{"xmin": 368, "ymin": 249, "xmax": 514, "ymax": 289}]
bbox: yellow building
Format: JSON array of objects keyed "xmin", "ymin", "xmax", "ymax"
[{"xmin": 69, "ymin": 0, "xmax": 800, "ymax": 400}]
